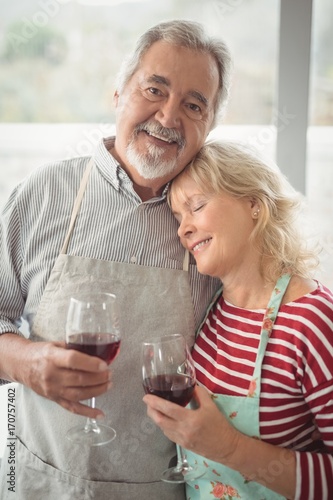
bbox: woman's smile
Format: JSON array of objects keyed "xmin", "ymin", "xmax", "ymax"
[{"xmin": 191, "ymin": 238, "xmax": 212, "ymax": 253}]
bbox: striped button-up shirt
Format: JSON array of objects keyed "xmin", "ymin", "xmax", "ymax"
[{"xmin": 0, "ymin": 137, "xmax": 219, "ymax": 345}]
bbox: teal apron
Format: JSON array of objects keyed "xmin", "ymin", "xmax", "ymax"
[{"xmin": 185, "ymin": 274, "xmax": 291, "ymax": 500}]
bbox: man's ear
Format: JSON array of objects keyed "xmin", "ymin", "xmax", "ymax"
[{"xmin": 113, "ymin": 90, "xmax": 119, "ymax": 107}]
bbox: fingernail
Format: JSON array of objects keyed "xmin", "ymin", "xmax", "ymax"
[
  {"xmin": 96, "ymin": 413, "xmax": 105, "ymax": 421},
  {"xmin": 107, "ymin": 382, "xmax": 113, "ymax": 390},
  {"xmin": 98, "ymin": 361, "xmax": 108, "ymax": 371}
]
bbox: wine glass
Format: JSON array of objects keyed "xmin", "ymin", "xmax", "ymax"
[
  {"xmin": 142, "ymin": 334, "xmax": 206, "ymax": 483},
  {"xmin": 65, "ymin": 292, "xmax": 121, "ymax": 446}
]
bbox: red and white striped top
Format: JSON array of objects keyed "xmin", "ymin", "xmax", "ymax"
[{"xmin": 192, "ymin": 281, "xmax": 333, "ymax": 500}]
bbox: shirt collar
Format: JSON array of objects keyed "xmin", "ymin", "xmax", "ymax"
[{"xmin": 93, "ymin": 136, "xmax": 121, "ymax": 190}]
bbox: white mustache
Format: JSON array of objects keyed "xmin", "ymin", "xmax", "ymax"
[{"xmin": 135, "ymin": 121, "xmax": 186, "ymax": 149}]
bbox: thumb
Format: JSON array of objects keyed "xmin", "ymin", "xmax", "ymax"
[
  {"xmin": 53, "ymin": 340, "xmax": 66, "ymax": 349},
  {"xmin": 193, "ymin": 385, "xmax": 213, "ymax": 407}
]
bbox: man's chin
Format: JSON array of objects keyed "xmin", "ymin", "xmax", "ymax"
[
  {"xmin": 136, "ymin": 163, "xmax": 178, "ymax": 180},
  {"xmin": 126, "ymin": 148, "xmax": 179, "ymax": 180}
]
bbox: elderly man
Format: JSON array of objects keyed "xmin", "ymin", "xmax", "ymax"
[{"xmin": 0, "ymin": 20, "xmax": 231, "ymax": 499}]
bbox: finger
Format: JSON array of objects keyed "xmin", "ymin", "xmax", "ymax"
[
  {"xmin": 58, "ymin": 367, "xmax": 112, "ymax": 389},
  {"xmin": 64, "ymin": 380, "xmax": 112, "ymax": 402},
  {"xmin": 58, "ymin": 397, "xmax": 105, "ymax": 419},
  {"xmin": 60, "ymin": 348, "xmax": 109, "ymax": 372},
  {"xmin": 145, "ymin": 404, "xmax": 190, "ymax": 447},
  {"xmin": 311, "ymin": 430, "xmax": 321, "ymax": 441},
  {"xmin": 193, "ymin": 385, "xmax": 215, "ymax": 406},
  {"xmin": 53, "ymin": 341, "xmax": 66, "ymax": 349},
  {"xmin": 145, "ymin": 403, "xmax": 174, "ymax": 431},
  {"xmin": 143, "ymin": 394, "xmax": 184, "ymax": 419}
]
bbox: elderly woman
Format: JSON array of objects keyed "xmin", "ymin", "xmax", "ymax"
[{"xmin": 144, "ymin": 141, "xmax": 333, "ymax": 500}]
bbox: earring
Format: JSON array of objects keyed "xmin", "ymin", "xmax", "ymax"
[{"xmin": 253, "ymin": 209, "xmax": 260, "ymax": 218}]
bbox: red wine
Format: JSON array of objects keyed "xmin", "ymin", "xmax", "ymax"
[
  {"xmin": 66, "ymin": 333, "xmax": 121, "ymax": 364},
  {"xmin": 143, "ymin": 374, "xmax": 194, "ymax": 407}
]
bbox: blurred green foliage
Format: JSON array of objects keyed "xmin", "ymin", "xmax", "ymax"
[
  {"xmin": 0, "ymin": 0, "xmax": 331, "ymax": 124},
  {"xmin": 4, "ymin": 22, "xmax": 67, "ymax": 63}
]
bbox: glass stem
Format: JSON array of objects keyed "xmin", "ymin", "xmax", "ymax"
[
  {"xmin": 84, "ymin": 397, "xmax": 100, "ymax": 434},
  {"xmin": 175, "ymin": 444, "xmax": 190, "ymax": 471}
]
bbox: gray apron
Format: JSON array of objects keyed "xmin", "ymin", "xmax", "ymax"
[{"xmin": 1, "ymin": 158, "xmax": 195, "ymax": 499}]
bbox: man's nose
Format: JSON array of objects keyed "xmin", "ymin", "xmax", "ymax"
[{"xmin": 155, "ymin": 97, "xmax": 181, "ymax": 129}]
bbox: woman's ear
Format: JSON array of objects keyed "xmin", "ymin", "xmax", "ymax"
[{"xmin": 250, "ymin": 198, "xmax": 261, "ymax": 219}]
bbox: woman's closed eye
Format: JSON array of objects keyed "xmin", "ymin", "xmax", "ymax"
[{"xmin": 192, "ymin": 203, "xmax": 206, "ymax": 213}]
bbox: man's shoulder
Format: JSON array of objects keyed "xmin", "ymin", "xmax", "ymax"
[
  {"xmin": 11, "ymin": 156, "xmax": 91, "ymax": 211},
  {"xmin": 30, "ymin": 155, "xmax": 91, "ymax": 181}
]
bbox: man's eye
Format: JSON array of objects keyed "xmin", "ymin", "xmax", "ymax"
[
  {"xmin": 148, "ymin": 87, "xmax": 163, "ymax": 96},
  {"xmin": 184, "ymin": 103, "xmax": 204, "ymax": 121},
  {"xmin": 188, "ymin": 103, "xmax": 201, "ymax": 113},
  {"xmin": 143, "ymin": 87, "xmax": 163, "ymax": 101}
]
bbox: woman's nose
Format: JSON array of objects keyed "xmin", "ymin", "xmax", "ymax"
[{"xmin": 177, "ymin": 217, "xmax": 194, "ymax": 240}]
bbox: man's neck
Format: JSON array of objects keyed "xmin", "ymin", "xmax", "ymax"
[{"xmin": 132, "ymin": 181, "xmax": 164, "ymax": 202}]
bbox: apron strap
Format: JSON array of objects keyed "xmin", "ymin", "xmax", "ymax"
[
  {"xmin": 182, "ymin": 249, "xmax": 190, "ymax": 272},
  {"xmin": 60, "ymin": 158, "xmax": 95, "ymax": 255},
  {"xmin": 60, "ymin": 156, "xmax": 191, "ymax": 273},
  {"xmin": 248, "ymin": 273, "xmax": 292, "ymax": 397},
  {"xmin": 195, "ymin": 285, "xmax": 223, "ymax": 337}
]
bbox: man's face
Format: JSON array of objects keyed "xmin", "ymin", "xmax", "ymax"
[{"xmin": 113, "ymin": 40, "xmax": 219, "ymax": 191}]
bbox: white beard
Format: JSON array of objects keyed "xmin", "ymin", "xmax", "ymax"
[{"xmin": 126, "ymin": 140, "xmax": 181, "ymax": 180}]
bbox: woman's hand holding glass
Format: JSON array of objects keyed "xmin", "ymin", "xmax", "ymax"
[
  {"xmin": 143, "ymin": 384, "xmax": 239, "ymax": 465},
  {"xmin": 142, "ymin": 334, "xmax": 206, "ymax": 483}
]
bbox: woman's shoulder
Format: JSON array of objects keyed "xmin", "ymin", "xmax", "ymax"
[
  {"xmin": 282, "ymin": 276, "xmax": 324, "ymax": 304},
  {"xmin": 282, "ymin": 276, "xmax": 333, "ymax": 319},
  {"xmin": 276, "ymin": 279, "xmax": 333, "ymax": 363}
]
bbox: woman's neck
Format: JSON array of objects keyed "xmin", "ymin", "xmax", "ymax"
[
  {"xmin": 221, "ymin": 272, "xmax": 275, "ymax": 310},
  {"xmin": 221, "ymin": 271, "xmax": 316, "ymax": 310}
]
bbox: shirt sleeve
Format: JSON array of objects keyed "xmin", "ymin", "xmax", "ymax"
[
  {"xmin": 0, "ymin": 186, "xmax": 25, "ymax": 335},
  {"xmin": 295, "ymin": 450, "xmax": 333, "ymax": 499},
  {"xmin": 294, "ymin": 292, "xmax": 333, "ymax": 500}
]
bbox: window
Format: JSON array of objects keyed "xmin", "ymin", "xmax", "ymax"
[{"xmin": 0, "ymin": 0, "xmax": 332, "ymax": 284}]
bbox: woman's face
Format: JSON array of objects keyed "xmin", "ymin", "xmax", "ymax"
[{"xmin": 171, "ymin": 174, "xmax": 259, "ymax": 280}]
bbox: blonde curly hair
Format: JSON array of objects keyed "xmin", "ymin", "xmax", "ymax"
[{"xmin": 169, "ymin": 140, "xmax": 319, "ymax": 282}]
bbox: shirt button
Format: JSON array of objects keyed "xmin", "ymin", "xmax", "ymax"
[{"xmin": 130, "ymin": 256, "xmax": 137, "ymax": 263}]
